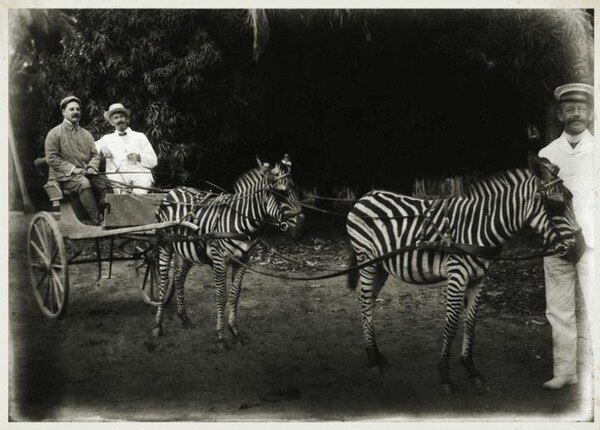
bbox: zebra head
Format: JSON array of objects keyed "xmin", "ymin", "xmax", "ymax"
[
  {"xmin": 234, "ymin": 155, "xmax": 305, "ymax": 239},
  {"xmin": 526, "ymin": 153, "xmax": 585, "ymax": 263}
]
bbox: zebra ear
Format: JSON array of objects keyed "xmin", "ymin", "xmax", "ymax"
[
  {"xmin": 528, "ymin": 152, "xmax": 558, "ymax": 180},
  {"xmin": 280, "ymin": 154, "xmax": 292, "ymax": 173},
  {"xmin": 256, "ymin": 155, "xmax": 270, "ymax": 173}
]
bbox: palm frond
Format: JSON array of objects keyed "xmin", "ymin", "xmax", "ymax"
[{"xmin": 248, "ymin": 9, "xmax": 270, "ymax": 62}]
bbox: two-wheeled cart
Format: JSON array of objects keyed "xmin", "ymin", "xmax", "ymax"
[{"xmin": 27, "ymin": 159, "xmax": 174, "ymax": 319}]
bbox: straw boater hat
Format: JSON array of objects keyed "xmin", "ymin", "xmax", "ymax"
[
  {"xmin": 59, "ymin": 95, "xmax": 81, "ymax": 109},
  {"xmin": 104, "ymin": 103, "xmax": 131, "ymax": 121},
  {"xmin": 553, "ymin": 83, "xmax": 594, "ymax": 104}
]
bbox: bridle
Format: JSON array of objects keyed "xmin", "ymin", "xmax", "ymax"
[
  {"xmin": 534, "ymin": 174, "xmax": 580, "ymax": 242},
  {"xmin": 264, "ymin": 172, "xmax": 303, "ymax": 231}
]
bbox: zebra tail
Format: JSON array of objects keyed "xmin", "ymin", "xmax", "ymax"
[{"xmin": 346, "ymin": 250, "xmax": 359, "ymax": 291}]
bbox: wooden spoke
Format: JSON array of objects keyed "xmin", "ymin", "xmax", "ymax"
[
  {"xmin": 51, "ymin": 269, "xmax": 65, "ymax": 294},
  {"xmin": 43, "ymin": 277, "xmax": 52, "ymax": 308},
  {"xmin": 33, "ymin": 222, "xmax": 49, "ymax": 256},
  {"xmin": 28, "ymin": 212, "xmax": 69, "ymax": 319},
  {"xmin": 34, "ymin": 269, "xmax": 49, "ymax": 291},
  {"xmin": 30, "ymin": 241, "xmax": 49, "ymax": 265},
  {"xmin": 52, "ymin": 276, "xmax": 62, "ymax": 306}
]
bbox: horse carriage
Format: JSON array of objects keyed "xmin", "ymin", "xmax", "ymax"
[
  {"xmin": 27, "ymin": 158, "xmax": 176, "ymax": 319},
  {"xmin": 27, "ymin": 155, "xmax": 304, "ymax": 334},
  {"xmin": 26, "ymin": 152, "xmax": 582, "ymax": 388}
]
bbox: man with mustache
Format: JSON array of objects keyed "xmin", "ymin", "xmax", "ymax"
[
  {"xmin": 45, "ymin": 95, "xmax": 109, "ymax": 225},
  {"xmin": 95, "ymin": 103, "xmax": 157, "ymax": 194},
  {"xmin": 538, "ymin": 83, "xmax": 595, "ymax": 392}
]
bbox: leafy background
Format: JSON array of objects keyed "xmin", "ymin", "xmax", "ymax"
[{"xmin": 9, "ymin": 9, "xmax": 594, "ymax": 208}]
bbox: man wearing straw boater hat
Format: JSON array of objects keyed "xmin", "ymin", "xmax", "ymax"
[
  {"xmin": 45, "ymin": 95, "xmax": 110, "ymax": 225},
  {"xmin": 538, "ymin": 83, "xmax": 595, "ymax": 392},
  {"xmin": 95, "ymin": 103, "xmax": 158, "ymax": 194}
]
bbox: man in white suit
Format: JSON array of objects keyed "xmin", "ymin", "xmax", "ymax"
[
  {"xmin": 96, "ymin": 103, "xmax": 158, "ymax": 194},
  {"xmin": 538, "ymin": 83, "xmax": 594, "ymax": 391}
]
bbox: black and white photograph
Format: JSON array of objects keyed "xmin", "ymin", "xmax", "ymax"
[{"xmin": 5, "ymin": 6, "xmax": 598, "ymax": 424}]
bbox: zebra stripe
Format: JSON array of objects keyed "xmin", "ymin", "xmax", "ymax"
[
  {"xmin": 152, "ymin": 156, "xmax": 304, "ymax": 342},
  {"xmin": 346, "ymin": 155, "xmax": 581, "ymax": 388}
]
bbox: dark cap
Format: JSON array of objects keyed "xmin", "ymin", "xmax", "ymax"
[{"xmin": 60, "ymin": 95, "xmax": 82, "ymax": 109}]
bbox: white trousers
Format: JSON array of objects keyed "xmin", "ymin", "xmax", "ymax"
[
  {"xmin": 543, "ymin": 248, "xmax": 594, "ymax": 376},
  {"xmin": 107, "ymin": 172, "xmax": 154, "ymax": 195}
]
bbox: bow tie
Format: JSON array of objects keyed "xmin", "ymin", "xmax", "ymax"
[{"xmin": 119, "ymin": 131, "xmax": 127, "ymax": 136}]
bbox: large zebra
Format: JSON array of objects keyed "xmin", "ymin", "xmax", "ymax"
[
  {"xmin": 152, "ymin": 155, "xmax": 305, "ymax": 343},
  {"xmin": 346, "ymin": 154, "xmax": 584, "ymax": 391}
]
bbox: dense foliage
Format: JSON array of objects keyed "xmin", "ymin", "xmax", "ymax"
[
  {"xmin": 33, "ymin": 10, "xmax": 262, "ymax": 185},
  {"xmin": 10, "ymin": 9, "xmax": 594, "ymax": 199}
]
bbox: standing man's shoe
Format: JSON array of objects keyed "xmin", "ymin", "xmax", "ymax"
[{"xmin": 542, "ymin": 374, "xmax": 578, "ymax": 390}]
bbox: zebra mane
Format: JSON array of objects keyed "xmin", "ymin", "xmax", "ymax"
[{"xmin": 463, "ymin": 168, "xmax": 532, "ymax": 198}]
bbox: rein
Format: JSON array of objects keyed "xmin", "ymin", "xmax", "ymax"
[{"xmin": 229, "ymin": 240, "xmax": 560, "ymax": 282}]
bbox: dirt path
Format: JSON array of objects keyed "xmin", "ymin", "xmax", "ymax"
[{"xmin": 8, "ymin": 212, "xmax": 592, "ymax": 421}]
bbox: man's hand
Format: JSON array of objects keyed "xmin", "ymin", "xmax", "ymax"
[
  {"xmin": 86, "ymin": 166, "xmax": 98, "ymax": 175},
  {"xmin": 72, "ymin": 167, "xmax": 86, "ymax": 176},
  {"xmin": 127, "ymin": 153, "xmax": 142, "ymax": 164},
  {"xmin": 100, "ymin": 147, "xmax": 113, "ymax": 158}
]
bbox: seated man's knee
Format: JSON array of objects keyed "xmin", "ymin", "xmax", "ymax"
[
  {"xmin": 62, "ymin": 176, "xmax": 91, "ymax": 196},
  {"xmin": 73, "ymin": 176, "xmax": 92, "ymax": 194}
]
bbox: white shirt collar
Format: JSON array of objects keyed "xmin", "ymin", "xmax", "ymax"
[
  {"xmin": 558, "ymin": 129, "xmax": 593, "ymax": 153},
  {"xmin": 114, "ymin": 127, "xmax": 132, "ymax": 135}
]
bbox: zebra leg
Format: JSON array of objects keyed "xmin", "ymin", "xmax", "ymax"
[
  {"xmin": 461, "ymin": 279, "xmax": 485, "ymax": 388},
  {"xmin": 152, "ymin": 243, "xmax": 174, "ymax": 337},
  {"xmin": 228, "ymin": 260, "xmax": 249, "ymax": 343},
  {"xmin": 358, "ymin": 263, "xmax": 388, "ymax": 369},
  {"xmin": 438, "ymin": 270, "xmax": 468, "ymax": 392},
  {"xmin": 212, "ymin": 254, "xmax": 229, "ymax": 347},
  {"xmin": 173, "ymin": 255, "xmax": 194, "ymax": 328}
]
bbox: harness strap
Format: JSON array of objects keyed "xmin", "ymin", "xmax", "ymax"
[
  {"xmin": 418, "ymin": 198, "xmax": 453, "ymax": 246},
  {"xmin": 228, "ymin": 240, "xmax": 559, "ymax": 282}
]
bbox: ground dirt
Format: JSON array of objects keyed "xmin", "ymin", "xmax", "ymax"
[{"xmin": 8, "ymin": 212, "xmax": 594, "ymax": 422}]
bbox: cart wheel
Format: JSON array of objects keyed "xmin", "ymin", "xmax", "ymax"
[
  {"xmin": 134, "ymin": 241, "xmax": 174, "ymax": 306},
  {"xmin": 27, "ymin": 212, "xmax": 69, "ymax": 319}
]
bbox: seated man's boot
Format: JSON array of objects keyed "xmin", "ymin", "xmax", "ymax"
[{"xmin": 80, "ymin": 187, "xmax": 101, "ymax": 225}]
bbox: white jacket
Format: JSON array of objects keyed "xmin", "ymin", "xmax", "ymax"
[
  {"xmin": 538, "ymin": 129, "xmax": 595, "ymax": 248},
  {"xmin": 95, "ymin": 128, "xmax": 158, "ymax": 191}
]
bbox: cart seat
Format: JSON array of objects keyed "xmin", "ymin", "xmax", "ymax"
[
  {"xmin": 104, "ymin": 193, "xmax": 167, "ymax": 228},
  {"xmin": 34, "ymin": 157, "xmax": 166, "ymax": 228},
  {"xmin": 34, "ymin": 157, "xmax": 64, "ymax": 207}
]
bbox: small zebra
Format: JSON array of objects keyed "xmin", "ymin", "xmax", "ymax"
[
  {"xmin": 346, "ymin": 154, "xmax": 583, "ymax": 391},
  {"xmin": 152, "ymin": 155, "xmax": 305, "ymax": 344}
]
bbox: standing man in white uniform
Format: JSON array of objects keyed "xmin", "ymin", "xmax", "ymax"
[
  {"xmin": 538, "ymin": 83, "xmax": 595, "ymax": 391},
  {"xmin": 95, "ymin": 103, "xmax": 158, "ymax": 194}
]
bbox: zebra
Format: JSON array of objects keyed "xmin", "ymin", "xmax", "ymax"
[
  {"xmin": 345, "ymin": 153, "xmax": 583, "ymax": 392},
  {"xmin": 232, "ymin": 155, "xmax": 303, "ymax": 236},
  {"xmin": 152, "ymin": 155, "xmax": 305, "ymax": 344}
]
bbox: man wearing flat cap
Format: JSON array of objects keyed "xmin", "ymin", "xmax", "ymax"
[
  {"xmin": 95, "ymin": 103, "xmax": 157, "ymax": 194},
  {"xmin": 538, "ymin": 83, "xmax": 595, "ymax": 391},
  {"xmin": 45, "ymin": 95, "xmax": 110, "ymax": 225}
]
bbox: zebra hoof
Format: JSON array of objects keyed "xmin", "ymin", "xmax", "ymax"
[
  {"xmin": 152, "ymin": 326, "xmax": 163, "ymax": 337},
  {"xmin": 180, "ymin": 315, "xmax": 195, "ymax": 329},
  {"xmin": 229, "ymin": 326, "xmax": 249, "ymax": 345},
  {"xmin": 366, "ymin": 350, "xmax": 388, "ymax": 368},
  {"xmin": 232, "ymin": 333, "xmax": 250, "ymax": 346},
  {"xmin": 216, "ymin": 336, "xmax": 230, "ymax": 351},
  {"xmin": 472, "ymin": 378, "xmax": 489, "ymax": 394},
  {"xmin": 471, "ymin": 376, "xmax": 484, "ymax": 388},
  {"xmin": 441, "ymin": 383, "xmax": 454, "ymax": 395}
]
